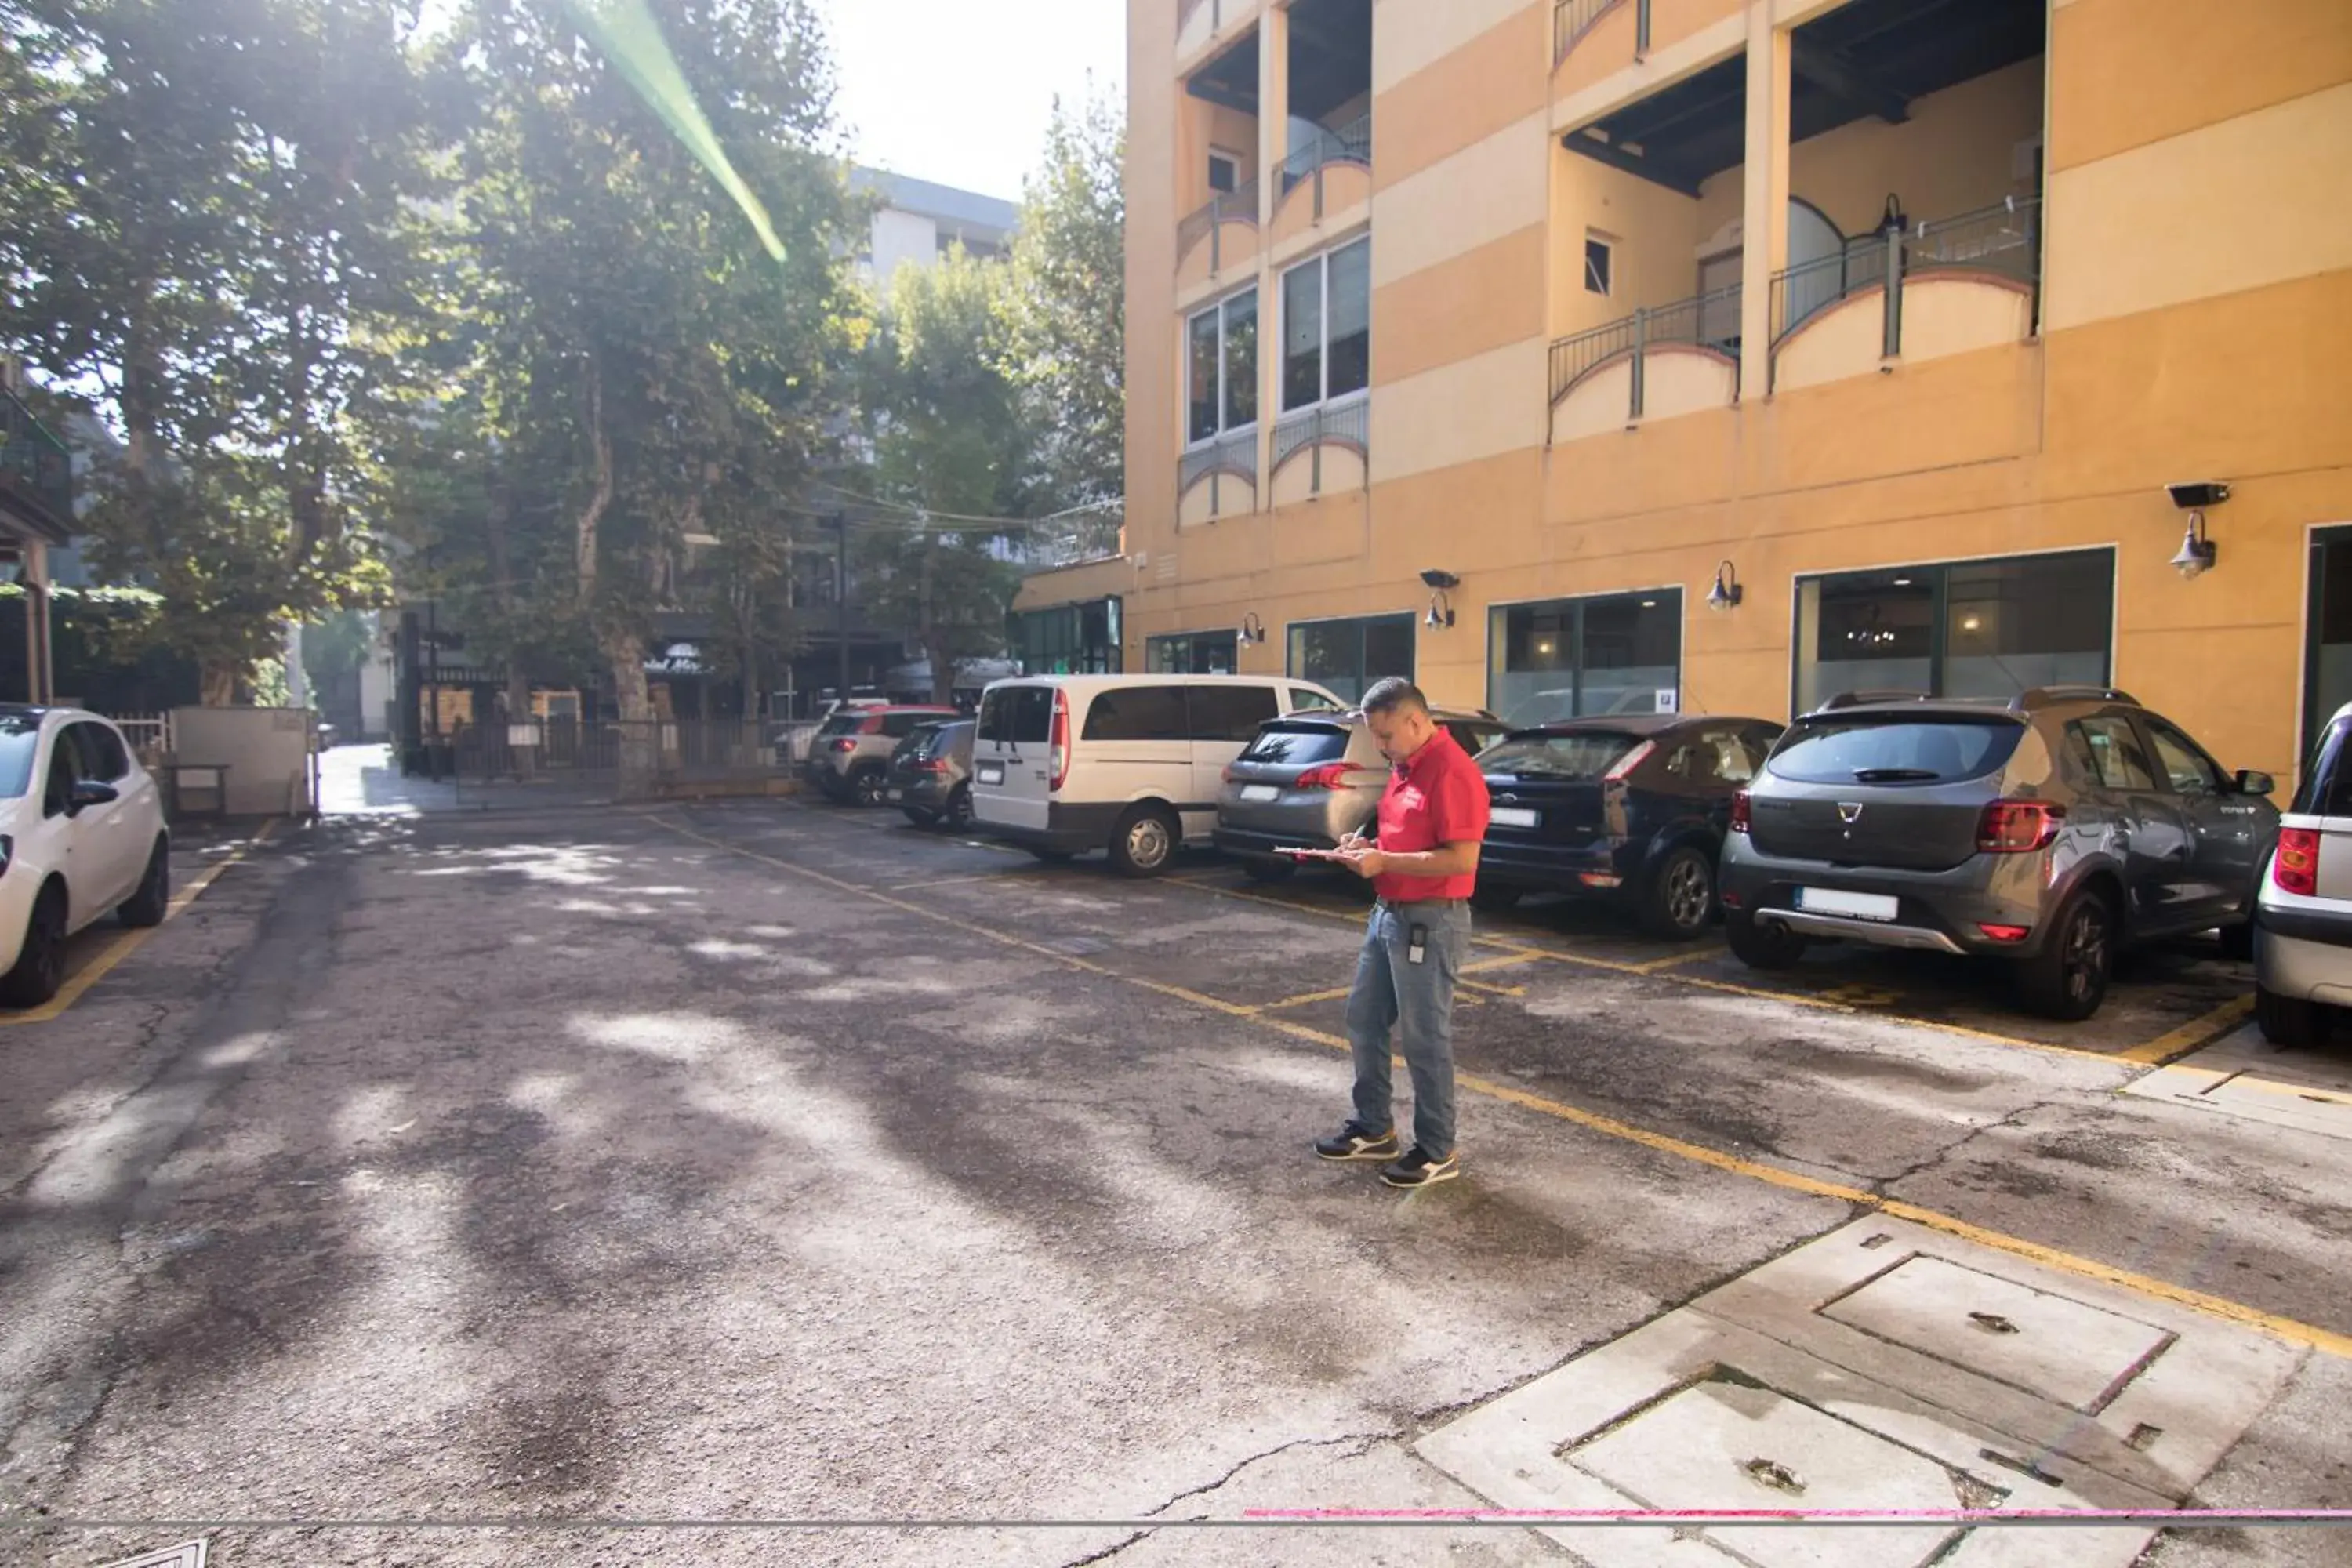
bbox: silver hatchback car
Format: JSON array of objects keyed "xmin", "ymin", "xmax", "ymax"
[
  {"xmin": 2255, "ymin": 700, "xmax": 2352, "ymax": 1046},
  {"xmin": 1213, "ymin": 706, "xmax": 1506, "ymax": 882}
]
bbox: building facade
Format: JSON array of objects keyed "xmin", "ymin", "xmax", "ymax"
[{"xmin": 1014, "ymin": 0, "xmax": 2352, "ymax": 775}]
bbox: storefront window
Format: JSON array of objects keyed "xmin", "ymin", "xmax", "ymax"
[
  {"xmin": 1488, "ymin": 591, "xmax": 1681, "ymax": 726},
  {"xmin": 1146, "ymin": 630, "xmax": 1238, "ymax": 675},
  {"xmin": 1010, "ymin": 597, "xmax": 1123, "ymax": 676},
  {"xmin": 1794, "ymin": 550, "xmax": 2111, "ymax": 712},
  {"xmin": 1287, "ymin": 613, "xmax": 1414, "ymax": 706}
]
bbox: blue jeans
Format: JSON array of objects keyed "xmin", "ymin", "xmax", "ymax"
[{"xmin": 1345, "ymin": 900, "xmax": 1471, "ymax": 1156}]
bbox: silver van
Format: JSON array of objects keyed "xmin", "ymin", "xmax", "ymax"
[{"xmin": 971, "ymin": 674, "xmax": 1345, "ymax": 876}]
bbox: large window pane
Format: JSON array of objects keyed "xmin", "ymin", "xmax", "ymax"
[
  {"xmin": 1282, "ymin": 260, "xmax": 1323, "ymax": 411},
  {"xmin": 1795, "ymin": 572, "xmax": 1935, "ymax": 713},
  {"xmin": 1147, "ymin": 630, "xmax": 1238, "ymax": 675},
  {"xmin": 1189, "ymin": 684, "xmax": 1278, "ymax": 742},
  {"xmin": 1327, "ymin": 238, "xmax": 1370, "ymax": 399},
  {"xmin": 1488, "ymin": 592, "xmax": 1681, "ymax": 725},
  {"xmin": 1082, "ymin": 685, "xmax": 1189, "ymax": 742},
  {"xmin": 1223, "ymin": 289, "xmax": 1257, "ymax": 430},
  {"xmin": 1186, "ymin": 309, "xmax": 1218, "ymax": 443},
  {"xmin": 2309, "ymin": 533, "xmax": 2352, "ymax": 757},
  {"xmin": 1942, "ymin": 553, "xmax": 2111, "ymax": 700},
  {"xmin": 1287, "ymin": 614, "xmax": 1414, "ymax": 706},
  {"xmin": 1361, "ymin": 615, "xmax": 1415, "ymax": 690}
]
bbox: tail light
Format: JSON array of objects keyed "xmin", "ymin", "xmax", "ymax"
[
  {"xmin": 911, "ymin": 758, "xmax": 949, "ymax": 775},
  {"xmin": 1976, "ymin": 799, "xmax": 2065, "ymax": 853},
  {"xmin": 1602, "ymin": 740, "xmax": 1656, "ymax": 782},
  {"xmin": 828, "ymin": 737, "xmax": 857, "ymax": 753},
  {"xmin": 1295, "ymin": 763, "xmax": 1355, "ymax": 790},
  {"xmin": 1978, "ymin": 923, "xmax": 2031, "ymax": 943},
  {"xmin": 1730, "ymin": 791, "xmax": 1751, "ymax": 833},
  {"xmin": 1048, "ymin": 689, "xmax": 1071, "ymax": 792},
  {"xmin": 2274, "ymin": 826, "xmax": 2320, "ymax": 897}
]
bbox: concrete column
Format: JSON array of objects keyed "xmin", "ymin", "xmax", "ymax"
[
  {"xmin": 1256, "ymin": 3, "xmax": 1289, "ymax": 503},
  {"xmin": 1737, "ymin": 8, "xmax": 1791, "ymax": 405}
]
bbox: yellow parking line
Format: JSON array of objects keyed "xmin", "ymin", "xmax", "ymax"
[
  {"xmin": 1258, "ymin": 985, "xmax": 1353, "ymax": 1012},
  {"xmin": 0, "ymin": 822, "xmax": 274, "ymax": 1026},
  {"xmin": 2115, "ymin": 995, "xmax": 2256, "ymax": 1067},
  {"xmin": 1632, "ymin": 944, "xmax": 1729, "ymax": 973},
  {"xmin": 655, "ymin": 815, "xmax": 2352, "ymax": 1360}
]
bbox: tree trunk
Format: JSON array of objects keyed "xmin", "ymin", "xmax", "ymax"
[
  {"xmin": 505, "ymin": 663, "xmax": 536, "ymax": 780},
  {"xmin": 575, "ymin": 362, "xmax": 612, "ymax": 608},
  {"xmin": 200, "ymin": 662, "xmax": 238, "ymax": 708},
  {"xmin": 604, "ymin": 630, "xmax": 657, "ymax": 798}
]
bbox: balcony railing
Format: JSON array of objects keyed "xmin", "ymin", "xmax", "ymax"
[
  {"xmin": 1178, "ymin": 0, "xmax": 1218, "ymax": 39},
  {"xmin": 1270, "ymin": 396, "xmax": 1368, "ymax": 485},
  {"xmin": 0, "ymin": 388, "xmax": 74, "ymax": 526},
  {"xmin": 1548, "ymin": 283, "xmax": 1743, "ymax": 412},
  {"xmin": 1175, "ymin": 179, "xmax": 1261, "ymax": 273},
  {"xmin": 1769, "ymin": 194, "xmax": 2042, "ymax": 364},
  {"xmin": 1178, "ymin": 426, "xmax": 1258, "ymax": 495},
  {"xmin": 1280, "ymin": 113, "xmax": 1371, "ymax": 189},
  {"xmin": 1555, "ymin": 0, "xmax": 1634, "ymax": 65}
]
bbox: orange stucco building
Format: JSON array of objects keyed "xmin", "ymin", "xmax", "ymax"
[{"xmin": 1011, "ymin": 0, "xmax": 2352, "ymax": 782}]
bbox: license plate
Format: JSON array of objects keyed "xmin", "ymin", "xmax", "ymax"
[
  {"xmin": 1240, "ymin": 784, "xmax": 1279, "ymax": 802},
  {"xmin": 977, "ymin": 762, "xmax": 1004, "ymax": 785},
  {"xmin": 885, "ymin": 789, "xmax": 903, "ymax": 802},
  {"xmin": 1490, "ymin": 807, "xmax": 1540, "ymax": 829},
  {"xmin": 1797, "ymin": 887, "xmax": 1900, "ymax": 922}
]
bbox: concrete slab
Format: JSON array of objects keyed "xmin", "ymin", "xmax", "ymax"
[
  {"xmin": 2125, "ymin": 1025, "xmax": 2352, "ymax": 1142},
  {"xmin": 1418, "ymin": 1218, "xmax": 2307, "ymax": 1566}
]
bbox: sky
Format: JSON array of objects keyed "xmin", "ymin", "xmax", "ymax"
[{"xmin": 810, "ymin": 0, "xmax": 1127, "ymax": 203}]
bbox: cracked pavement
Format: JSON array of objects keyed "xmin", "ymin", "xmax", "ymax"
[{"xmin": 0, "ymin": 797, "xmax": 2347, "ymax": 1566}]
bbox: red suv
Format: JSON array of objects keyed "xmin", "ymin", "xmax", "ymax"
[{"xmin": 801, "ymin": 705, "xmax": 960, "ymax": 806}]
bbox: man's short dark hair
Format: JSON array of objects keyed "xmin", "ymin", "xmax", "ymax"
[{"xmin": 1360, "ymin": 677, "xmax": 1428, "ymax": 717}]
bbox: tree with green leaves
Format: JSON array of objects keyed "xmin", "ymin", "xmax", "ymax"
[{"xmin": 857, "ymin": 249, "xmax": 1031, "ymax": 706}]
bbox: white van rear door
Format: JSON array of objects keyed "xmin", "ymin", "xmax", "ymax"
[
  {"xmin": 974, "ymin": 683, "xmax": 1054, "ymax": 832},
  {"xmin": 1187, "ymin": 684, "xmax": 1283, "ymax": 839}
]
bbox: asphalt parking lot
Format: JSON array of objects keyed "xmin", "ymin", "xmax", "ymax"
[{"xmin": 2, "ymin": 793, "xmax": 2348, "ymax": 1567}]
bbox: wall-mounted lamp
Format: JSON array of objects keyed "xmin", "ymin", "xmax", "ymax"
[
  {"xmin": 1419, "ymin": 569, "xmax": 1459, "ymax": 631},
  {"xmin": 1237, "ymin": 612, "xmax": 1268, "ymax": 646},
  {"xmin": 2165, "ymin": 481, "xmax": 2227, "ymax": 579},
  {"xmin": 1705, "ymin": 559, "xmax": 1744, "ymax": 612}
]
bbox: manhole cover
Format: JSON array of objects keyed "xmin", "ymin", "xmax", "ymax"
[
  {"xmin": 1820, "ymin": 1257, "xmax": 2173, "ymax": 1413},
  {"xmin": 97, "ymin": 1544, "xmax": 206, "ymax": 1568},
  {"xmin": 1570, "ymin": 1380, "xmax": 1979, "ymax": 1568}
]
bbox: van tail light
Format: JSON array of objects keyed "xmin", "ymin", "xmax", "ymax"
[
  {"xmin": 1976, "ymin": 799, "xmax": 2065, "ymax": 853},
  {"xmin": 1730, "ymin": 791, "xmax": 1751, "ymax": 834},
  {"xmin": 2274, "ymin": 826, "xmax": 2321, "ymax": 897},
  {"xmin": 828, "ymin": 737, "xmax": 857, "ymax": 753},
  {"xmin": 1048, "ymin": 689, "xmax": 1071, "ymax": 792},
  {"xmin": 1295, "ymin": 763, "xmax": 1354, "ymax": 790},
  {"xmin": 1602, "ymin": 740, "xmax": 1656, "ymax": 782}
]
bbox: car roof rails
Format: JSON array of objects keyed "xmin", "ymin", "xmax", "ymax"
[
  {"xmin": 1813, "ymin": 689, "xmax": 1933, "ymax": 713},
  {"xmin": 2011, "ymin": 685, "xmax": 2140, "ymax": 712}
]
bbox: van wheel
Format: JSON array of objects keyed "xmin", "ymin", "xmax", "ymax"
[
  {"xmin": 1726, "ymin": 909, "xmax": 1806, "ymax": 971},
  {"xmin": 2256, "ymin": 984, "xmax": 2325, "ymax": 1048},
  {"xmin": 1110, "ymin": 805, "xmax": 1179, "ymax": 878},
  {"xmin": 2015, "ymin": 887, "xmax": 2114, "ymax": 1022},
  {"xmin": 1241, "ymin": 856, "xmax": 1294, "ymax": 884},
  {"xmin": 1639, "ymin": 847, "xmax": 1715, "ymax": 941}
]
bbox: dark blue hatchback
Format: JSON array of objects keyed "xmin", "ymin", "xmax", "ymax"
[{"xmin": 1474, "ymin": 715, "xmax": 1784, "ymax": 938}]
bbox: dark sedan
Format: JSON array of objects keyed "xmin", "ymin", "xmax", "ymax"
[
  {"xmin": 886, "ymin": 720, "xmax": 975, "ymax": 830},
  {"xmin": 1474, "ymin": 714, "xmax": 1784, "ymax": 938}
]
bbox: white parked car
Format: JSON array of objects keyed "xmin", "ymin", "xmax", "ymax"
[
  {"xmin": 0, "ymin": 706, "xmax": 171, "ymax": 1007},
  {"xmin": 2255, "ymin": 700, "xmax": 2352, "ymax": 1046},
  {"xmin": 971, "ymin": 673, "xmax": 1345, "ymax": 876}
]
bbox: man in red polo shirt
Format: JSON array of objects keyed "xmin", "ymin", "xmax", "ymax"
[{"xmin": 1312, "ymin": 677, "xmax": 1490, "ymax": 1189}]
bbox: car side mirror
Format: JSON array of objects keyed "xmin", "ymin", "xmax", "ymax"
[
  {"xmin": 67, "ymin": 779, "xmax": 119, "ymax": 814},
  {"xmin": 2234, "ymin": 769, "xmax": 2275, "ymax": 797}
]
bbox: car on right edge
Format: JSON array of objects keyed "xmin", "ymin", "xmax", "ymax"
[
  {"xmin": 1719, "ymin": 687, "xmax": 2278, "ymax": 1020},
  {"xmin": 2253, "ymin": 699, "xmax": 2352, "ymax": 1046}
]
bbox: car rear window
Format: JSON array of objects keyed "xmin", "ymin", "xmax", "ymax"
[
  {"xmin": 2292, "ymin": 715, "xmax": 2352, "ymax": 816},
  {"xmin": 979, "ymin": 686, "xmax": 1053, "ymax": 745},
  {"xmin": 1239, "ymin": 723, "xmax": 1351, "ymax": 766},
  {"xmin": 1478, "ymin": 731, "xmax": 1640, "ymax": 780},
  {"xmin": 1769, "ymin": 717, "xmax": 2024, "ymax": 786},
  {"xmin": 815, "ymin": 713, "xmax": 864, "ymax": 739},
  {"xmin": 1445, "ymin": 722, "xmax": 1506, "ymax": 760}
]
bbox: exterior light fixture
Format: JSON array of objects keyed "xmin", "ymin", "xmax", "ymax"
[
  {"xmin": 1705, "ymin": 559, "xmax": 1744, "ymax": 612},
  {"xmin": 1419, "ymin": 570, "xmax": 1459, "ymax": 631},
  {"xmin": 1238, "ymin": 612, "xmax": 1267, "ymax": 646},
  {"xmin": 2165, "ymin": 481, "xmax": 2229, "ymax": 579}
]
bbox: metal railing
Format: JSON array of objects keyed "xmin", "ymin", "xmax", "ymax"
[
  {"xmin": 1175, "ymin": 178, "xmax": 1261, "ymax": 273},
  {"xmin": 107, "ymin": 710, "xmax": 176, "ymax": 762},
  {"xmin": 1548, "ymin": 283, "xmax": 1743, "ymax": 415},
  {"xmin": 1553, "ymin": 0, "xmax": 1624, "ymax": 63},
  {"xmin": 1178, "ymin": 0, "xmax": 1218, "ymax": 40},
  {"xmin": 1281, "ymin": 113, "xmax": 1371, "ymax": 188},
  {"xmin": 0, "ymin": 387, "xmax": 74, "ymax": 524},
  {"xmin": 451, "ymin": 717, "xmax": 789, "ymax": 793},
  {"xmin": 1178, "ymin": 426, "xmax": 1258, "ymax": 495},
  {"xmin": 1270, "ymin": 396, "xmax": 1369, "ymax": 487},
  {"xmin": 1768, "ymin": 194, "xmax": 2042, "ymax": 365}
]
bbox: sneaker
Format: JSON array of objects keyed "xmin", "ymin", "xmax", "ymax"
[
  {"xmin": 1313, "ymin": 1122, "xmax": 1400, "ymax": 1162},
  {"xmin": 1378, "ymin": 1147, "xmax": 1460, "ymax": 1189}
]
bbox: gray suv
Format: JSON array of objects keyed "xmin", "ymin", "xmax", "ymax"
[
  {"xmin": 1719, "ymin": 687, "xmax": 2278, "ymax": 1019},
  {"xmin": 1214, "ymin": 706, "xmax": 1506, "ymax": 881}
]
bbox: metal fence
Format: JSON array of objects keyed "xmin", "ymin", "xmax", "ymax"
[
  {"xmin": 1768, "ymin": 195, "xmax": 2042, "ymax": 367},
  {"xmin": 1548, "ymin": 283, "xmax": 1743, "ymax": 414},
  {"xmin": 448, "ymin": 717, "xmax": 791, "ymax": 794},
  {"xmin": 104, "ymin": 710, "xmax": 176, "ymax": 761},
  {"xmin": 1174, "ymin": 180, "xmax": 1260, "ymax": 272}
]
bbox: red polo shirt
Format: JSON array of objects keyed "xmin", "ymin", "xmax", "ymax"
[{"xmin": 1373, "ymin": 725, "xmax": 1491, "ymax": 902}]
